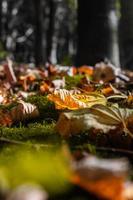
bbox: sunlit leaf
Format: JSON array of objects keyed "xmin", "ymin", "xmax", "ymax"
[
  {"xmin": 56, "ymin": 104, "xmax": 133, "ymax": 138},
  {"xmin": 48, "ymin": 89, "xmax": 107, "ymax": 110},
  {"xmin": 10, "ymin": 100, "xmax": 39, "ymax": 122},
  {"xmin": 90, "ymin": 105, "xmax": 133, "ymax": 138}
]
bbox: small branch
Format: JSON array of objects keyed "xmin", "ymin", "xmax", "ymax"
[
  {"xmin": 96, "ymin": 146, "xmax": 133, "ymax": 156},
  {"xmin": 0, "ymin": 137, "xmax": 53, "ymax": 148},
  {"xmin": 74, "ymin": 144, "xmax": 133, "ymax": 156}
]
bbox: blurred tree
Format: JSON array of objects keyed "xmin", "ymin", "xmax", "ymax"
[
  {"xmin": 49, "ymin": 0, "xmax": 77, "ymax": 65},
  {"xmin": 50, "ymin": 0, "xmax": 68, "ymax": 64},
  {"xmin": 76, "ymin": 0, "xmax": 120, "ymax": 67},
  {"xmin": 1, "ymin": 0, "xmax": 35, "ymax": 62},
  {"xmin": 0, "ymin": 0, "xmax": 77, "ymax": 64},
  {"xmin": 119, "ymin": 0, "xmax": 133, "ymax": 69},
  {"xmin": 34, "ymin": 0, "xmax": 51, "ymax": 65},
  {"xmin": 0, "ymin": 1, "xmax": 2, "ymax": 38}
]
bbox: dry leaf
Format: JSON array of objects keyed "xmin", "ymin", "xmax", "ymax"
[
  {"xmin": 101, "ymin": 85, "xmax": 114, "ymax": 96},
  {"xmin": 48, "ymin": 89, "xmax": 106, "ymax": 110},
  {"xmin": 78, "ymin": 65, "xmax": 94, "ymax": 76},
  {"xmin": 94, "ymin": 62, "xmax": 115, "ymax": 83},
  {"xmin": 127, "ymin": 95, "xmax": 133, "ymax": 106},
  {"xmin": 4, "ymin": 58, "xmax": 17, "ymax": 84},
  {"xmin": 0, "ymin": 110, "xmax": 12, "ymax": 126},
  {"xmin": 90, "ymin": 105, "xmax": 133, "ymax": 138},
  {"xmin": 56, "ymin": 104, "xmax": 133, "ymax": 137},
  {"xmin": 10, "ymin": 100, "xmax": 39, "ymax": 122},
  {"xmin": 40, "ymin": 82, "xmax": 52, "ymax": 93},
  {"xmin": 71, "ymin": 155, "xmax": 129, "ymax": 200}
]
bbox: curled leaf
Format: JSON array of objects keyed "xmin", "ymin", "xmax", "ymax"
[
  {"xmin": 90, "ymin": 105, "xmax": 133, "ymax": 138},
  {"xmin": 10, "ymin": 100, "xmax": 39, "ymax": 122},
  {"xmin": 48, "ymin": 89, "xmax": 106, "ymax": 110},
  {"xmin": 56, "ymin": 104, "xmax": 133, "ymax": 138}
]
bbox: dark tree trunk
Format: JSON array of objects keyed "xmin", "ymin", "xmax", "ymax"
[
  {"xmin": 76, "ymin": 0, "xmax": 119, "ymax": 66},
  {"xmin": 34, "ymin": 0, "xmax": 51, "ymax": 65},
  {"xmin": 0, "ymin": 0, "xmax": 2, "ymax": 39},
  {"xmin": 46, "ymin": 0, "xmax": 54, "ymax": 62},
  {"xmin": 0, "ymin": 0, "xmax": 76, "ymax": 64},
  {"xmin": 119, "ymin": 0, "xmax": 133, "ymax": 70},
  {"xmin": 34, "ymin": 0, "xmax": 43, "ymax": 65}
]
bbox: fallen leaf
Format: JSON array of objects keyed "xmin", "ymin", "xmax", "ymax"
[
  {"xmin": 56, "ymin": 104, "xmax": 133, "ymax": 137},
  {"xmin": 90, "ymin": 104, "xmax": 133, "ymax": 138},
  {"xmin": 48, "ymin": 89, "xmax": 106, "ymax": 110},
  {"xmin": 0, "ymin": 110, "xmax": 12, "ymax": 126},
  {"xmin": 71, "ymin": 155, "xmax": 129, "ymax": 200},
  {"xmin": 78, "ymin": 65, "xmax": 94, "ymax": 76},
  {"xmin": 10, "ymin": 100, "xmax": 39, "ymax": 122},
  {"xmin": 4, "ymin": 58, "xmax": 17, "ymax": 84},
  {"xmin": 94, "ymin": 62, "xmax": 115, "ymax": 83}
]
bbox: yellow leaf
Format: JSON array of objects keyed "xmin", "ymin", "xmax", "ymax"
[{"xmin": 48, "ymin": 89, "xmax": 107, "ymax": 110}]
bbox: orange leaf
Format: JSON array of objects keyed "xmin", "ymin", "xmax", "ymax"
[
  {"xmin": 71, "ymin": 156, "xmax": 129, "ymax": 200},
  {"xmin": 71, "ymin": 174, "xmax": 125, "ymax": 200},
  {"xmin": 101, "ymin": 85, "xmax": 114, "ymax": 96},
  {"xmin": 78, "ymin": 65, "xmax": 94, "ymax": 76},
  {"xmin": 48, "ymin": 89, "xmax": 106, "ymax": 110}
]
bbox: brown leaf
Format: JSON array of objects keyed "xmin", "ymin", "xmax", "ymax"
[
  {"xmin": 48, "ymin": 89, "xmax": 106, "ymax": 110},
  {"xmin": 10, "ymin": 101, "xmax": 39, "ymax": 122},
  {"xmin": 56, "ymin": 105, "xmax": 133, "ymax": 138},
  {"xmin": 94, "ymin": 62, "xmax": 115, "ymax": 83},
  {"xmin": 71, "ymin": 156, "xmax": 129, "ymax": 200},
  {"xmin": 4, "ymin": 59, "xmax": 17, "ymax": 84},
  {"xmin": 0, "ymin": 110, "xmax": 12, "ymax": 126}
]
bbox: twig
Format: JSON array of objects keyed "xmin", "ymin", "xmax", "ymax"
[
  {"xmin": 0, "ymin": 137, "xmax": 53, "ymax": 148},
  {"xmin": 96, "ymin": 146, "xmax": 133, "ymax": 156},
  {"xmin": 74, "ymin": 144, "xmax": 133, "ymax": 156}
]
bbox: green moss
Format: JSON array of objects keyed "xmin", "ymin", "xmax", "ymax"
[
  {"xmin": 0, "ymin": 122, "xmax": 60, "ymax": 145},
  {"xmin": 0, "ymin": 102, "xmax": 18, "ymax": 111},
  {"xmin": 65, "ymin": 75, "xmax": 83, "ymax": 90},
  {"xmin": 26, "ymin": 95, "xmax": 59, "ymax": 121}
]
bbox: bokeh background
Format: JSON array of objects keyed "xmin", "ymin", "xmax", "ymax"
[{"xmin": 0, "ymin": 0, "xmax": 133, "ymax": 69}]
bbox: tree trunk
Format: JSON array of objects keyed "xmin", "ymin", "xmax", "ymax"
[
  {"xmin": 34, "ymin": 0, "xmax": 44, "ymax": 65},
  {"xmin": 119, "ymin": 0, "xmax": 133, "ymax": 70},
  {"xmin": 34, "ymin": 0, "xmax": 50, "ymax": 65},
  {"xmin": 76, "ymin": 0, "xmax": 119, "ymax": 67},
  {"xmin": 0, "ymin": 0, "xmax": 2, "ymax": 39},
  {"xmin": 46, "ymin": 0, "xmax": 54, "ymax": 62}
]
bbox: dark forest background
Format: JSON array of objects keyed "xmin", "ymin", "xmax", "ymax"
[
  {"xmin": 0, "ymin": 0, "xmax": 133, "ymax": 69},
  {"xmin": 0, "ymin": 0, "xmax": 78, "ymax": 65}
]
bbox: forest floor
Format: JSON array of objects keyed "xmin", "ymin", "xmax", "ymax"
[{"xmin": 0, "ymin": 60, "xmax": 133, "ymax": 200}]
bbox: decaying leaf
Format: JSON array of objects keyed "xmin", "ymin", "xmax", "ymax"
[
  {"xmin": 10, "ymin": 100, "xmax": 39, "ymax": 122},
  {"xmin": 127, "ymin": 94, "xmax": 133, "ymax": 107},
  {"xmin": 56, "ymin": 104, "xmax": 133, "ymax": 138},
  {"xmin": 48, "ymin": 89, "xmax": 107, "ymax": 110},
  {"xmin": 101, "ymin": 85, "xmax": 114, "ymax": 96},
  {"xmin": 71, "ymin": 155, "xmax": 129, "ymax": 200},
  {"xmin": 0, "ymin": 110, "xmax": 12, "ymax": 126},
  {"xmin": 4, "ymin": 58, "xmax": 17, "ymax": 84},
  {"xmin": 93, "ymin": 62, "xmax": 116, "ymax": 83},
  {"xmin": 90, "ymin": 104, "xmax": 133, "ymax": 138}
]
